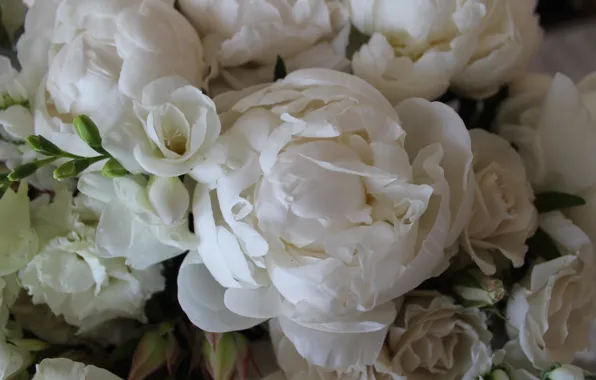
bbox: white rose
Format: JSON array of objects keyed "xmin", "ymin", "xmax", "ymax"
[
  {"xmin": 104, "ymin": 76, "xmax": 221, "ymax": 177},
  {"xmin": 382, "ymin": 292, "xmax": 492, "ymax": 380},
  {"xmin": 178, "ymin": 68, "xmax": 474, "ymax": 369},
  {"xmin": 461, "ymin": 129, "xmax": 537, "ymax": 275},
  {"xmin": 0, "ymin": 182, "xmax": 39, "ymax": 277},
  {"xmin": 451, "ymin": 0, "xmax": 542, "ymax": 98},
  {"xmin": 506, "ymin": 215, "xmax": 596, "ymax": 370},
  {"xmin": 33, "ymin": 0, "xmax": 204, "ymax": 171},
  {"xmin": 348, "ymin": 0, "xmax": 484, "ymax": 104},
  {"xmin": 77, "ymin": 173, "xmax": 196, "ymax": 269},
  {"xmin": 178, "ymin": 0, "xmax": 349, "ymax": 92},
  {"xmin": 496, "ymin": 72, "xmax": 596, "ymax": 246},
  {"xmin": 19, "ymin": 187, "xmax": 165, "ymax": 332},
  {"xmin": 32, "ymin": 358, "xmax": 122, "ymax": 380}
]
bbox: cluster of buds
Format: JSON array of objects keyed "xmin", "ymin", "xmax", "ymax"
[
  {"xmin": 452, "ymin": 268, "xmax": 506, "ymax": 308},
  {"xmin": 128, "ymin": 322, "xmax": 180, "ymax": 380},
  {"xmin": 202, "ymin": 332, "xmax": 259, "ymax": 380}
]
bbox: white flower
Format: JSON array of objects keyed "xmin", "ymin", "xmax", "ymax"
[
  {"xmin": 19, "ymin": 187, "xmax": 165, "ymax": 332},
  {"xmin": 543, "ymin": 364, "xmax": 586, "ymax": 380},
  {"xmin": 0, "ymin": 56, "xmax": 34, "ymax": 140},
  {"xmin": 461, "ymin": 130, "xmax": 537, "ymax": 275},
  {"xmin": 32, "ymin": 0, "xmax": 204, "ymax": 172},
  {"xmin": 451, "ymin": 0, "xmax": 542, "ymax": 98},
  {"xmin": 178, "ymin": 0, "xmax": 349, "ymax": 92},
  {"xmin": 348, "ymin": 0, "xmax": 541, "ymax": 104},
  {"xmin": 497, "ymin": 72, "xmax": 596, "ymax": 248},
  {"xmin": 383, "ymin": 292, "xmax": 492, "ymax": 380},
  {"xmin": 0, "ymin": 182, "xmax": 39, "ymax": 277},
  {"xmin": 178, "ymin": 68, "xmax": 474, "ymax": 369},
  {"xmin": 104, "ymin": 76, "xmax": 221, "ymax": 177},
  {"xmin": 506, "ymin": 219, "xmax": 596, "ymax": 370},
  {"xmin": 32, "ymin": 358, "xmax": 122, "ymax": 380},
  {"xmin": 77, "ymin": 173, "xmax": 196, "ymax": 269}
]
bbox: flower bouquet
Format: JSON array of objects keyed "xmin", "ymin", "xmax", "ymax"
[{"xmin": 0, "ymin": 0, "xmax": 594, "ymax": 379}]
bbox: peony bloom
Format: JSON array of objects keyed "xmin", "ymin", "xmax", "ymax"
[
  {"xmin": 19, "ymin": 186, "xmax": 165, "ymax": 332},
  {"xmin": 0, "ymin": 182, "xmax": 39, "ymax": 277},
  {"xmin": 506, "ymin": 214, "xmax": 596, "ymax": 370},
  {"xmin": 178, "ymin": 68, "xmax": 474, "ymax": 368},
  {"xmin": 347, "ymin": 0, "xmax": 541, "ymax": 104},
  {"xmin": 462, "ymin": 129, "xmax": 537, "ymax": 275},
  {"xmin": 104, "ymin": 76, "xmax": 221, "ymax": 177},
  {"xmin": 32, "ymin": 358, "xmax": 122, "ymax": 380},
  {"xmin": 178, "ymin": 0, "xmax": 349, "ymax": 93},
  {"xmin": 76, "ymin": 173, "xmax": 196, "ymax": 269},
  {"xmin": 497, "ymin": 72, "xmax": 596, "ymax": 246},
  {"xmin": 31, "ymin": 0, "xmax": 205, "ymax": 173}
]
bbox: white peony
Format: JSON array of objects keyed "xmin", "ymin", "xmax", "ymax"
[
  {"xmin": 32, "ymin": 358, "xmax": 122, "ymax": 380},
  {"xmin": 497, "ymin": 72, "xmax": 596, "ymax": 248},
  {"xmin": 178, "ymin": 0, "xmax": 349, "ymax": 92},
  {"xmin": 451, "ymin": 0, "xmax": 542, "ymax": 98},
  {"xmin": 178, "ymin": 68, "xmax": 474, "ymax": 369},
  {"xmin": 506, "ymin": 214, "xmax": 596, "ymax": 370},
  {"xmin": 348, "ymin": 0, "xmax": 541, "ymax": 104},
  {"xmin": 19, "ymin": 186, "xmax": 165, "ymax": 332},
  {"xmin": 32, "ymin": 0, "xmax": 204, "ymax": 172},
  {"xmin": 0, "ymin": 182, "xmax": 39, "ymax": 277},
  {"xmin": 462, "ymin": 129, "xmax": 537, "ymax": 275},
  {"xmin": 104, "ymin": 76, "xmax": 221, "ymax": 177},
  {"xmin": 77, "ymin": 173, "xmax": 196, "ymax": 269}
]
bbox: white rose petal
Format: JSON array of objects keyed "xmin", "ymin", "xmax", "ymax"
[
  {"xmin": 179, "ymin": 68, "xmax": 473, "ymax": 369},
  {"xmin": 32, "ymin": 358, "xmax": 122, "ymax": 380},
  {"xmin": 461, "ymin": 130, "xmax": 537, "ymax": 275}
]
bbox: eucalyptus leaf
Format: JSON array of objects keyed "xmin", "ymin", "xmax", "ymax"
[
  {"xmin": 273, "ymin": 55, "xmax": 287, "ymax": 81},
  {"xmin": 534, "ymin": 191, "xmax": 586, "ymax": 213},
  {"xmin": 527, "ymin": 228, "xmax": 560, "ymax": 261}
]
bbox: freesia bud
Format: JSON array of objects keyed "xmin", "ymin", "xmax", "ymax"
[
  {"xmin": 8, "ymin": 158, "xmax": 56, "ymax": 181},
  {"xmin": 489, "ymin": 368, "xmax": 511, "ymax": 380},
  {"xmin": 25, "ymin": 135, "xmax": 64, "ymax": 157},
  {"xmin": 453, "ymin": 268, "xmax": 505, "ymax": 307},
  {"xmin": 128, "ymin": 323, "xmax": 173, "ymax": 380},
  {"xmin": 543, "ymin": 364, "xmax": 585, "ymax": 380},
  {"xmin": 73, "ymin": 115, "xmax": 106, "ymax": 154},
  {"xmin": 53, "ymin": 159, "xmax": 93, "ymax": 180},
  {"xmin": 102, "ymin": 158, "xmax": 128, "ymax": 178},
  {"xmin": 202, "ymin": 332, "xmax": 250, "ymax": 380}
]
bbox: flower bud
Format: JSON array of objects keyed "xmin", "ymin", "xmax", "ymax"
[
  {"xmin": 453, "ymin": 268, "xmax": 505, "ymax": 307},
  {"xmin": 128, "ymin": 323, "xmax": 173, "ymax": 380},
  {"xmin": 53, "ymin": 159, "xmax": 93, "ymax": 180},
  {"xmin": 101, "ymin": 158, "xmax": 128, "ymax": 178},
  {"xmin": 25, "ymin": 135, "xmax": 64, "ymax": 157},
  {"xmin": 165, "ymin": 332, "xmax": 180, "ymax": 375},
  {"xmin": 10, "ymin": 338, "xmax": 50, "ymax": 352},
  {"xmin": 8, "ymin": 157, "xmax": 56, "ymax": 181},
  {"xmin": 543, "ymin": 364, "xmax": 585, "ymax": 380},
  {"xmin": 73, "ymin": 115, "xmax": 106, "ymax": 154},
  {"xmin": 489, "ymin": 368, "xmax": 511, "ymax": 380},
  {"xmin": 202, "ymin": 332, "xmax": 251, "ymax": 380}
]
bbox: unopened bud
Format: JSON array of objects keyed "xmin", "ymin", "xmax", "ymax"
[
  {"xmin": 543, "ymin": 364, "xmax": 585, "ymax": 380},
  {"xmin": 489, "ymin": 368, "xmax": 511, "ymax": 380},
  {"xmin": 202, "ymin": 332, "xmax": 250, "ymax": 380},
  {"xmin": 128, "ymin": 324, "xmax": 172, "ymax": 380},
  {"xmin": 73, "ymin": 115, "xmax": 106, "ymax": 155},
  {"xmin": 10, "ymin": 338, "xmax": 50, "ymax": 352},
  {"xmin": 53, "ymin": 159, "xmax": 92, "ymax": 180},
  {"xmin": 101, "ymin": 158, "xmax": 128, "ymax": 178},
  {"xmin": 165, "ymin": 333, "xmax": 180, "ymax": 375},
  {"xmin": 25, "ymin": 135, "xmax": 63, "ymax": 157},
  {"xmin": 8, "ymin": 157, "xmax": 56, "ymax": 181},
  {"xmin": 453, "ymin": 268, "xmax": 505, "ymax": 307}
]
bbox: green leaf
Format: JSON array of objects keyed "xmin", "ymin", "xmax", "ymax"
[
  {"xmin": 273, "ymin": 55, "xmax": 287, "ymax": 81},
  {"xmin": 527, "ymin": 228, "xmax": 560, "ymax": 261},
  {"xmin": 534, "ymin": 191, "xmax": 586, "ymax": 213}
]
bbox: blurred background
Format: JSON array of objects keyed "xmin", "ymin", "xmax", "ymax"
[{"xmin": 534, "ymin": 0, "xmax": 596, "ymax": 80}]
